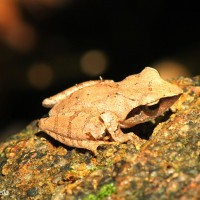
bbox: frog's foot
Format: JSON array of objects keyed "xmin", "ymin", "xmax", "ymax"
[
  {"xmin": 100, "ymin": 111, "xmax": 141, "ymax": 143},
  {"xmin": 65, "ymin": 139, "xmax": 115, "ymax": 155},
  {"xmin": 42, "ymin": 129, "xmax": 115, "ymax": 155},
  {"xmin": 80, "ymin": 140, "xmax": 116, "ymax": 155}
]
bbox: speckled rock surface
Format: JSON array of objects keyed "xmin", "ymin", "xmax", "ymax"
[{"xmin": 0, "ymin": 76, "xmax": 199, "ymax": 200}]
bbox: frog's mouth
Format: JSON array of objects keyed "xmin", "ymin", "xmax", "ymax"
[{"xmin": 120, "ymin": 94, "xmax": 181, "ymax": 139}]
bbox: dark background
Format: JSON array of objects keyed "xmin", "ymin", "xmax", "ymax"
[{"xmin": 0, "ymin": 0, "xmax": 200, "ymax": 139}]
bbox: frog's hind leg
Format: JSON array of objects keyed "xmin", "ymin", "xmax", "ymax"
[
  {"xmin": 42, "ymin": 80, "xmax": 114, "ymax": 108},
  {"xmin": 100, "ymin": 111, "xmax": 141, "ymax": 143},
  {"xmin": 39, "ymin": 114, "xmax": 115, "ymax": 155},
  {"xmin": 42, "ymin": 129, "xmax": 113, "ymax": 155}
]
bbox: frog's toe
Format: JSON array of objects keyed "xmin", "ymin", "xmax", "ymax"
[{"xmin": 84, "ymin": 141, "xmax": 116, "ymax": 155}]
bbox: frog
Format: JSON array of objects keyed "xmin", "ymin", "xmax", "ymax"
[{"xmin": 38, "ymin": 67, "xmax": 183, "ymax": 154}]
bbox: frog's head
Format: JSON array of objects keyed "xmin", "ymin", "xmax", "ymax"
[
  {"xmin": 118, "ymin": 67, "xmax": 183, "ymax": 127},
  {"xmin": 119, "ymin": 67, "xmax": 182, "ymax": 106}
]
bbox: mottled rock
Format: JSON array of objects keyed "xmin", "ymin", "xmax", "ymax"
[{"xmin": 0, "ymin": 76, "xmax": 199, "ymax": 200}]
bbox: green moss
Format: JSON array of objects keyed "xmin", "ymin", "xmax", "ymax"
[
  {"xmin": 84, "ymin": 194, "xmax": 97, "ymax": 200},
  {"xmin": 84, "ymin": 182, "xmax": 116, "ymax": 200}
]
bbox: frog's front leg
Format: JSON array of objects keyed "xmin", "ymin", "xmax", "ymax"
[
  {"xmin": 100, "ymin": 111, "xmax": 141, "ymax": 143},
  {"xmin": 42, "ymin": 80, "xmax": 114, "ymax": 108}
]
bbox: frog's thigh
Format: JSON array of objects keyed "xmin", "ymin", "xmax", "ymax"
[
  {"xmin": 83, "ymin": 115, "xmax": 108, "ymax": 140},
  {"xmin": 100, "ymin": 111, "xmax": 139, "ymax": 143},
  {"xmin": 44, "ymin": 130, "xmax": 111, "ymax": 155}
]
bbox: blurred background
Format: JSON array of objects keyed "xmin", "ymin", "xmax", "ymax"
[{"xmin": 0, "ymin": 0, "xmax": 200, "ymax": 139}]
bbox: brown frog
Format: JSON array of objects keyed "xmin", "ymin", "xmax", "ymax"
[{"xmin": 38, "ymin": 67, "xmax": 183, "ymax": 154}]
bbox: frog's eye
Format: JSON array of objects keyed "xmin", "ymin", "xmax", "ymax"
[
  {"xmin": 144, "ymin": 103, "xmax": 160, "ymax": 111},
  {"xmin": 143, "ymin": 102, "xmax": 160, "ymax": 116}
]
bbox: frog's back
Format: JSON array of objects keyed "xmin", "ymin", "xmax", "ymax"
[{"xmin": 50, "ymin": 82, "xmax": 118, "ymax": 115}]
